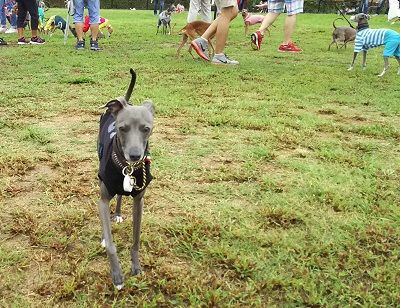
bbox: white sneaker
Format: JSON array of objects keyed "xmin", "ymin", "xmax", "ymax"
[
  {"xmin": 211, "ymin": 54, "xmax": 239, "ymax": 65},
  {"xmin": 5, "ymin": 27, "xmax": 17, "ymax": 34},
  {"xmin": 0, "ymin": 26, "xmax": 7, "ymax": 33}
]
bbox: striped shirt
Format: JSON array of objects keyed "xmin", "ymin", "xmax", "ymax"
[{"xmin": 354, "ymin": 28, "xmax": 388, "ymax": 53}]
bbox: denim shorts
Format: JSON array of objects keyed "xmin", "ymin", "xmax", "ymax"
[
  {"xmin": 268, "ymin": 0, "xmax": 303, "ymax": 15},
  {"xmin": 73, "ymin": 0, "xmax": 100, "ymax": 24}
]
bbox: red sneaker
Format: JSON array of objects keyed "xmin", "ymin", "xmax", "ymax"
[
  {"xmin": 278, "ymin": 42, "xmax": 302, "ymax": 53},
  {"xmin": 251, "ymin": 30, "xmax": 263, "ymax": 50}
]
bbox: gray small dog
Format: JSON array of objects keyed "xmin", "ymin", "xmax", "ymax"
[
  {"xmin": 348, "ymin": 13, "xmax": 400, "ymax": 76},
  {"xmin": 328, "ymin": 18, "xmax": 356, "ymax": 50},
  {"xmin": 97, "ymin": 69, "xmax": 155, "ymax": 289}
]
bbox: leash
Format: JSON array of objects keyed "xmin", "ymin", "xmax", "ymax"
[{"xmin": 334, "ymin": 3, "xmax": 355, "ymax": 29}]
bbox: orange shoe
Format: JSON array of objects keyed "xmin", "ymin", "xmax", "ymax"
[{"xmin": 278, "ymin": 42, "xmax": 302, "ymax": 53}]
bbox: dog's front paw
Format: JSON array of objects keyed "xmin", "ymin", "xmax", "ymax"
[
  {"xmin": 347, "ymin": 66, "xmax": 354, "ymax": 71},
  {"xmin": 112, "ymin": 271, "xmax": 124, "ymax": 289},
  {"xmin": 378, "ymin": 71, "xmax": 386, "ymax": 77},
  {"xmin": 113, "ymin": 215, "xmax": 124, "ymax": 223},
  {"xmin": 131, "ymin": 266, "xmax": 142, "ymax": 276}
]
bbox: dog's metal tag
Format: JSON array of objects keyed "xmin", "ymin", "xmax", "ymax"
[{"xmin": 123, "ymin": 175, "xmax": 133, "ymax": 192}]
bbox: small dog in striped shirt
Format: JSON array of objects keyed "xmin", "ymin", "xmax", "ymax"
[{"xmin": 347, "ymin": 13, "xmax": 400, "ymax": 76}]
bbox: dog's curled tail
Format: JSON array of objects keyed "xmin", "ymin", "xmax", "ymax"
[
  {"xmin": 125, "ymin": 69, "xmax": 136, "ymax": 102},
  {"xmin": 333, "ymin": 17, "xmax": 343, "ymax": 29}
]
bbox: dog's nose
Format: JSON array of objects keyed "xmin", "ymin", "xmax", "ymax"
[{"xmin": 129, "ymin": 154, "xmax": 142, "ymax": 161}]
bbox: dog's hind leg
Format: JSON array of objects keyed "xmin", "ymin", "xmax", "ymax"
[
  {"xmin": 98, "ymin": 182, "xmax": 124, "ymax": 289},
  {"xmin": 131, "ymin": 192, "xmax": 144, "ymax": 275},
  {"xmin": 177, "ymin": 33, "xmax": 188, "ymax": 57},
  {"xmin": 114, "ymin": 195, "xmax": 123, "ymax": 223},
  {"xmin": 395, "ymin": 56, "xmax": 400, "ymax": 75}
]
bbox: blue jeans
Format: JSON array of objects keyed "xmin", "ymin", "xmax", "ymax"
[
  {"xmin": 0, "ymin": 0, "xmax": 6, "ymax": 27},
  {"xmin": 5, "ymin": 1, "xmax": 17, "ymax": 27},
  {"xmin": 73, "ymin": 0, "xmax": 100, "ymax": 24},
  {"xmin": 153, "ymin": 0, "xmax": 164, "ymax": 15},
  {"xmin": 358, "ymin": 0, "xmax": 369, "ymax": 13}
]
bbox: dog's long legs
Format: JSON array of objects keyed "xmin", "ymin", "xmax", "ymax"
[
  {"xmin": 348, "ymin": 52, "xmax": 358, "ymax": 70},
  {"xmin": 114, "ymin": 195, "xmax": 123, "ymax": 223},
  {"xmin": 176, "ymin": 33, "xmax": 188, "ymax": 57},
  {"xmin": 131, "ymin": 192, "xmax": 144, "ymax": 275},
  {"xmin": 99, "ymin": 182, "xmax": 124, "ymax": 289},
  {"xmin": 396, "ymin": 56, "xmax": 400, "ymax": 75},
  {"xmin": 362, "ymin": 50, "xmax": 367, "ymax": 70},
  {"xmin": 378, "ymin": 56, "xmax": 390, "ymax": 77}
]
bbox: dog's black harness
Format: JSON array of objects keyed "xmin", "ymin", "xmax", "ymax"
[{"xmin": 98, "ymin": 111, "xmax": 152, "ymax": 197}]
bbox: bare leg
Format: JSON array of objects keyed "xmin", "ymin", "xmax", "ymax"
[
  {"xmin": 75, "ymin": 22, "xmax": 84, "ymax": 41},
  {"xmin": 257, "ymin": 12, "xmax": 279, "ymax": 36},
  {"xmin": 283, "ymin": 14, "xmax": 296, "ymax": 44},
  {"xmin": 90, "ymin": 23, "xmax": 99, "ymax": 41},
  {"xmin": 214, "ymin": 6, "xmax": 238, "ymax": 54}
]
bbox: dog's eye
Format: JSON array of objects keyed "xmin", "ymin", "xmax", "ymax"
[
  {"xmin": 142, "ymin": 127, "xmax": 151, "ymax": 134},
  {"xmin": 119, "ymin": 126, "xmax": 129, "ymax": 133}
]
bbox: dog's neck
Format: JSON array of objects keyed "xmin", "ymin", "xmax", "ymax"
[{"xmin": 357, "ymin": 22, "xmax": 369, "ymax": 31}]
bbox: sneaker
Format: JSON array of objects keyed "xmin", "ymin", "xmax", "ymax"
[
  {"xmin": 251, "ymin": 30, "xmax": 263, "ymax": 50},
  {"xmin": 278, "ymin": 42, "xmax": 302, "ymax": 53},
  {"xmin": 17, "ymin": 37, "xmax": 29, "ymax": 45},
  {"xmin": 30, "ymin": 36, "xmax": 45, "ymax": 44},
  {"xmin": 5, "ymin": 27, "xmax": 17, "ymax": 34},
  {"xmin": 211, "ymin": 53, "xmax": 239, "ymax": 65},
  {"xmin": 0, "ymin": 38, "xmax": 7, "ymax": 45},
  {"xmin": 190, "ymin": 37, "xmax": 210, "ymax": 61},
  {"xmin": 75, "ymin": 40, "xmax": 85, "ymax": 50},
  {"xmin": 0, "ymin": 26, "xmax": 6, "ymax": 34},
  {"xmin": 90, "ymin": 39, "xmax": 101, "ymax": 51}
]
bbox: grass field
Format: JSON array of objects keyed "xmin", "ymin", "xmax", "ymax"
[{"xmin": 0, "ymin": 8, "xmax": 400, "ymax": 306}]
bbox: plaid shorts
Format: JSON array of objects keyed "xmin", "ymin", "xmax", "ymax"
[{"xmin": 268, "ymin": 0, "xmax": 303, "ymax": 15}]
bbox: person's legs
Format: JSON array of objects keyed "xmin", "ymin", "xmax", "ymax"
[
  {"xmin": 258, "ymin": 12, "xmax": 279, "ymax": 36},
  {"xmin": 153, "ymin": 0, "xmax": 158, "ymax": 15},
  {"xmin": 214, "ymin": 5, "xmax": 238, "ymax": 54},
  {"xmin": 0, "ymin": 0, "xmax": 7, "ymax": 31},
  {"xmin": 187, "ymin": 0, "xmax": 200, "ymax": 22},
  {"xmin": 283, "ymin": 14, "xmax": 296, "ymax": 44},
  {"xmin": 88, "ymin": 0, "xmax": 101, "ymax": 50},
  {"xmin": 16, "ymin": 0, "xmax": 27, "ymax": 41},
  {"xmin": 376, "ymin": 0, "xmax": 386, "ymax": 14},
  {"xmin": 200, "ymin": 0, "xmax": 212, "ymax": 22},
  {"xmin": 159, "ymin": 0, "xmax": 164, "ymax": 14}
]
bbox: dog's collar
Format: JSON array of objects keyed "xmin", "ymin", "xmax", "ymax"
[
  {"xmin": 111, "ymin": 136, "xmax": 150, "ymax": 170},
  {"xmin": 357, "ymin": 24, "xmax": 369, "ymax": 31}
]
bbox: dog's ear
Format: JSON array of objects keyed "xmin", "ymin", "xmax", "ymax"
[
  {"xmin": 103, "ymin": 97, "xmax": 128, "ymax": 115},
  {"xmin": 142, "ymin": 100, "xmax": 155, "ymax": 116}
]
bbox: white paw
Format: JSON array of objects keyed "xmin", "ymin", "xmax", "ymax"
[
  {"xmin": 116, "ymin": 284, "xmax": 124, "ymax": 290},
  {"xmin": 114, "ymin": 215, "xmax": 123, "ymax": 223},
  {"xmin": 101, "ymin": 239, "xmax": 106, "ymax": 248},
  {"xmin": 347, "ymin": 66, "xmax": 354, "ymax": 71}
]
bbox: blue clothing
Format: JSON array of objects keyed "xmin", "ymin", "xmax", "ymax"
[
  {"xmin": 73, "ymin": 0, "xmax": 100, "ymax": 24},
  {"xmin": 0, "ymin": 0, "xmax": 6, "ymax": 26},
  {"xmin": 354, "ymin": 28, "xmax": 400, "ymax": 57}
]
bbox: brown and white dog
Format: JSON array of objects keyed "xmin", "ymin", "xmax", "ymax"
[
  {"xmin": 176, "ymin": 20, "xmax": 215, "ymax": 58},
  {"xmin": 241, "ymin": 9, "xmax": 265, "ymax": 35}
]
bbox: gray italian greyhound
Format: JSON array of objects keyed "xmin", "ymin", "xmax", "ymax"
[
  {"xmin": 328, "ymin": 18, "xmax": 356, "ymax": 51},
  {"xmin": 97, "ymin": 69, "xmax": 154, "ymax": 289},
  {"xmin": 348, "ymin": 13, "xmax": 400, "ymax": 76}
]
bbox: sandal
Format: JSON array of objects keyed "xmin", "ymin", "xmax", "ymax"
[{"xmin": 0, "ymin": 37, "xmax": 7, "ymax": 45}]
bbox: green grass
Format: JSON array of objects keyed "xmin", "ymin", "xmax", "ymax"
[{"xmin": 0, "ymin": 9, "xmax": 399, "ymax": 306}]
